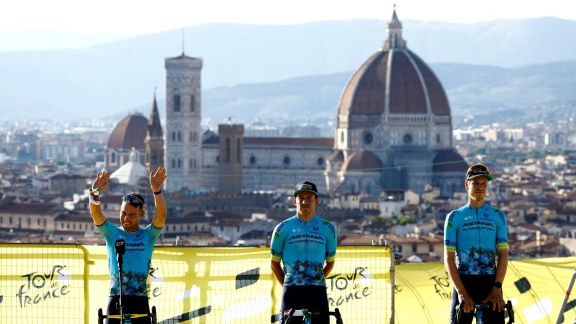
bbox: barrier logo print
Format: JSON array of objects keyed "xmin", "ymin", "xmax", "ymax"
[{"xmin": 15, "ymin": 264, "xmax": 71, "ymax": 307}]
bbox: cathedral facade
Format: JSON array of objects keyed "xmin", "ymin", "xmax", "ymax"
[{"xmin": 107, "ymin": 9, "xmax": 468, "ymax": 198}]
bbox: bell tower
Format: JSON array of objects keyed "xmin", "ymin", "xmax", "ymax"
[
  {"xmin": 164, "ymin": 54, "xmax": 203, "ymax": 192},
  {"xmin": 218, "ymin": 123, "xmax": 244, "ymax": 193}
]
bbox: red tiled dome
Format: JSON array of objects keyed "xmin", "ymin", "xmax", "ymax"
[
  {"xmin": 328, "ymin": 150, "xmax": 345, "ymax": 162},
  {"xmin": 341, "ymin": 150, "xmax": 382, "ymax": 172},
  {"xmin": 107, "ymin": 113, "xmax": 148, "ymax": 150},
  {"xmin": 337, "ymin": 10, "xmax": 451, "ymax": 128},
  {"xmin": 432, "ymin": 149, "xmax": 468, "ymax": 172}
]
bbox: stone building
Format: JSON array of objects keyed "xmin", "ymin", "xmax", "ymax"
[
  {"xmin": 113, "ymin": 8, "xmax": 468, "ymax": 198},
  {"xmin": 324, "ymin": 9, "xmax": 467, "ymax": 197}
]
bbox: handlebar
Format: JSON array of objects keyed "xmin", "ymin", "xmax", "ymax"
[
  {"xmin": 284, "ymin": 309, "xmax": 319, "ymax": 317},
  {"xmin": 464, "ymin": 301, "xmax": 514, "ymax": 324}
]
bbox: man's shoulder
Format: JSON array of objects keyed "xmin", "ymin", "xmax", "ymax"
[
  {"xmin": 483, "ymin": 204, "xmax": 504, "ymax": 213},
  {"xmin": 313, "ymin": 216, "xmax": 334, "ymax": 226},
  {"xmin": 446, "ymin": 206, "xmax": 467, "ymax": 219},
  {"xmin": 274, "ymin": 216, "xmax": 296, "ymax": 230}
]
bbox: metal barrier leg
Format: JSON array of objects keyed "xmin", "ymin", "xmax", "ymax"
[
  {"xmin": 151, "ymin": 306, "xmax": 157, "ymax": 324},
  {"xmin": 556, "ymin": 267, "xmax": 576, "ymax": 324}
]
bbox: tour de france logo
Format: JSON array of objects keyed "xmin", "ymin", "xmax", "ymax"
[
  {"xmin": 326, "ymin": 267, "xmax": 372, "ymax": 307},
  {"xmin": 15, "ymin": 265, "xmax": 71, "ymax": 308}
]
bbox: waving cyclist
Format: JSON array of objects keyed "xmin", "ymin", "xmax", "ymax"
[{"xmin": 89, "ymin": 168, "xmax": 167, "ymax": 324}]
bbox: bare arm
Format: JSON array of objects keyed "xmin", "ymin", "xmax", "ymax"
[
  {"xmin": 88, "ymin": 171, "xmax": 111, "ymax": 225},
  {"xmin": 271, "ymin": 260, "xmax": 284, "ymax": 286},
  {"xmin": 482, "ymin": 248, "xmax": 508, "ymax": 312},
  {"xmin": 150, "ymin": 167, "xmax": 168, "ymax": 228},
  {"xmin": 444, "ymin": 250, "xmax": 474, "ymax": 313}
]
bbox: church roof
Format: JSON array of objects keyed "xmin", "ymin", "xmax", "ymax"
[
  {"xmin": 110, "ymin": 148, "xmax": 147, "ymax": 185},
  {"xmin": 432, "ymin": 149, "xmax": 468, "ymax": 173},
  {"xmin": 341, "ymin": 150, "xmax": 382, "ymax": 172},
  {"xmin": 202, "ymin": 135, "xmax": 334, "ymax": 148},
  {"xmin": 244, "ymin": 137, "xmax": 333, "ymax": 147},
  {"xmin": 107, "ymin": 113, "xmax": 148, "ymax": 150},
  {"xmin": 328, "ymin": 150, "xmax": 345, "ymax": 162}
]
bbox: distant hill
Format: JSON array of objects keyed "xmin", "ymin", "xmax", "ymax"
[
  {"xmin": 1, "ymin": 18, "xmax": 575, "ymax": 124},
  {"xmin": 198, "ymin": 61, "xmax": 576, "ymax": 128}
]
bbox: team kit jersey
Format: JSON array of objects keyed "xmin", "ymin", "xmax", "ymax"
[
  {"xmin": 444, "ymin": 203, "xmax": 508, "ymax": 275},
  {"xmin": 271, "ymin": 216, "xmax": 337, "ymax": 286},
  {"xmin": 97, "ymin": 221, "xmax": 163, "ymax": 296}
]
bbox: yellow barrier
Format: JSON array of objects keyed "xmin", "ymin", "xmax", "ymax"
[
  {"xmin": 0, "ymin": 244, "xmax": 393, "ymax": 323},
  {"xmin": 394, "ymin": 257, "xmax": 576, "ymax": 323},
  {"xmin": 2, "ymin": 244, "xmax": 575, "ymax": 323}
]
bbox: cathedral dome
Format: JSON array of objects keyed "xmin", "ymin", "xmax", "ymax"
[
  {"xmin": 107, "ymin": 113, "xmax": 148, "ymax": 150},
  {"xmin": 341, "ymin": 150, "xmax": 382, "ymax": 172},
  {"xmin": 328, "ymin": 150, "xmax": 344, "ymax": 162},
  {"xmin": 432, "ymin": 149, "xmax": 468, "ymax": 173},
  {"xmin": 337, "ymin": 10, "xmax": 451, "ymax": 129},
  {"xmin": 326, "ymin": 9, "xmax": 465, "ymax": 198}
]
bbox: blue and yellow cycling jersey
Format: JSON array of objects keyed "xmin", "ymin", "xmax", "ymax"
[
  {"xmin": 444, "ymin": 203, "xmax": 508, "ymax": 275},
  {"xmin": 271, "ymin": 216, "xmax": 337, "ymax": 286},
  {"xmin": 97, "ymin": 221, "xmax": 162, "ymax": 296}
]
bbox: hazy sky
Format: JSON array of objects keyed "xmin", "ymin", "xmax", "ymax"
[{"xmin": 2, "ymin": 0, "xmax": 575, "ymax": 35}]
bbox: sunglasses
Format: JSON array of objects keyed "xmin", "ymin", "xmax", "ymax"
[{"xmin": 122, "ymin": 195, "xmax": 144, "ymax": 206}]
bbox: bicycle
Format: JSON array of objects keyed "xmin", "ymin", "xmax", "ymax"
[
  {"xmin": 97, "ymin": 306, "xmax": 157, "ymax": 324},
  {"xmin": 455, "ymin": 301, "xmax": 514, "ymax": 324},
  {"xmin": 283, "ymin": 308, "xmax": 343, "ymax": 324}
]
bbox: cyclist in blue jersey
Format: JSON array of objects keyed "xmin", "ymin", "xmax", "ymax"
[
  {"xmin": 271, "ymin": 181, "xmax": 337, "ymax": 324},
  {"xmin": 89, "ymin": 167, "xmax": 167, "ymax": 324},
  {"xmin": 444, "ymin": 164, "xmax": 508, "ymax": 324}
]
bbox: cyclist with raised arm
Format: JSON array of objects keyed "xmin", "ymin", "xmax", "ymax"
[
  {"xmin": 89, "ymin": 168, "xmax": 167, "ymax": 324},
  {"xmin": 271, "ymin": 181, "xmax": 337, "ymax": 324},
  {"xmin": 444, "ymin": 164, "xmax": 509, "ymax": 324}
]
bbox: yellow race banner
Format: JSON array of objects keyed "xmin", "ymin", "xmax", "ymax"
[
  {"xmin": 0, "ymin": 244, "xmax": 393, "ymax": 323},
  {"xmin": 1, "ymin": 244, "xmax": 576, "ymax": 323},
  {"xmin": 394, "ymin": 257, "xmax": 576, "ymax": 323}
]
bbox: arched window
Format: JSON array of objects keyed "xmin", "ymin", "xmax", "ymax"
[{"xmin": 173, "ymin": 94, "xmax": 181, "ymax": 112}]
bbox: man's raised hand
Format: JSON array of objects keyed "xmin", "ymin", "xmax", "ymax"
[
  {"xmin": 150, "ymin": 167, "xmax": 167, "ymax": 190},
  {"xmin": 92, "ymin": 171, "xmax": 110, "ymax": 193}
]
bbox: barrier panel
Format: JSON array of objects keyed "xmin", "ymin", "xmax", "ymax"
[
  {"xmin": 0, "ymin": 244, "xmax": 394, "ymax": 324},
  {"xmin": 2, "ymin": 243, "xmax": 575, "ymax": 323},
  {"xmin": 0, "ymin": 244, "xmax": 89, "ymax": 323},
  {"xmin": 394, "ymin": 257, "xmax": 576, "ymax": 323}
]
